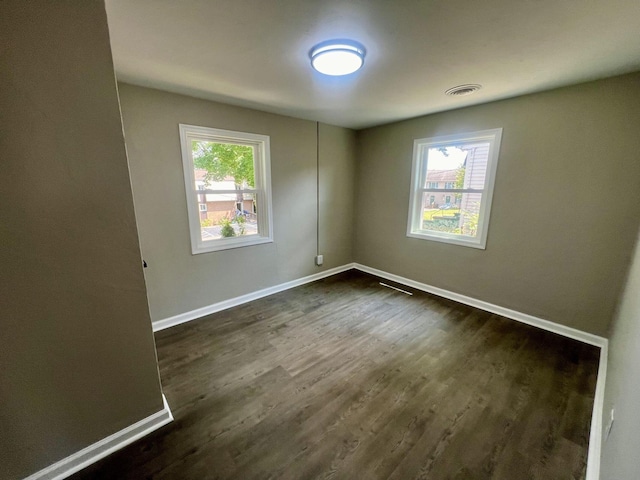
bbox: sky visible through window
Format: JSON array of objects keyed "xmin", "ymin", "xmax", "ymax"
[{"xmin": 427, "ymin": 147, "xmax": 467, "ymax": 170}]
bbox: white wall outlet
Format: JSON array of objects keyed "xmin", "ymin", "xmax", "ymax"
[
  {"xmin": 315, "ymin": 254, "xmax": 324, "ymax": 266},
  {"xmin": 605, "ymin": 408, "xmax": 615, "ymax": 441}
]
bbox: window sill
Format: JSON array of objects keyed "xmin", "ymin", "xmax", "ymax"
[
  {"xmin": 406, "ymin": 231, "xmax": 487, "ymax": 249},
  {"xmin": 192, "ymin": 236, "xmax": 273, "ymax": 255}
]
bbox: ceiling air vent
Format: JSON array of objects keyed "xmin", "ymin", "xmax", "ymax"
[{"xmin": 445, "ymin": 84, "xmax": 482, "ymax": 96}]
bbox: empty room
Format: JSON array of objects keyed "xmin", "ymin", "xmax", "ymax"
[{"xmin": 3, "ymin": 1, "xmax": 640, "ymax": 479}]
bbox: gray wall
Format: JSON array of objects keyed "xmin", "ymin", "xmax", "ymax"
[
  {"xmin": 117, "ymin": 84, "xmax": 356, "ymax": 322},
  {"xmin": 600, "ymin": 230, "xmax": 640, "ymax": 479},
  {"xmin": 0, "ymin": 2, "xmax": 164, "ymax": 479},
  {"xmin": 354, "ymin": 73, "xmax": 640, "ymax": 336}
]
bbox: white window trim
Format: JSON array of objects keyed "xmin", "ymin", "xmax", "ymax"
[
  {"xmin": 179, "ymin": 124, "xmax": 274, "ymax": 254},
  {"xmin": 406, "ymin": 128, "xmax": 502, "ymax": 249}
]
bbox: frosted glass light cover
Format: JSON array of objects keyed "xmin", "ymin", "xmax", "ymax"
[{"xmin": 310, "ymin": 40, "xmax": 365, "ymax": 76}]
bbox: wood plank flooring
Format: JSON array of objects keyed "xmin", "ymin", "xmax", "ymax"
[{"xmin": 72, "ymin": 270, "xmax": 599, "ymax": 480}]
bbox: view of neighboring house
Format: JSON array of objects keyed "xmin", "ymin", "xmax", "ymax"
[
  {"xmin": 459, "ymin": 142, "xmax": 489, "ymax": 216},
  {"xmin": 423, "ymin": 142, "xmax": 490, "ymax": 236},
  {"xmin": 424, "ymin": 169, "xmax": 459, "ymax": 207},
  {"xmin": 194, "ymin": 169, "xmax": 255, "ymax": 222},
  {"xmin": 424, "ymin": 142, "xmax": 489, "ymax": 207}
]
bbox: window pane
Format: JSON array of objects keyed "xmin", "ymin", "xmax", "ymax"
[
  {"xmin": 421, "ymin": 192, "xmax": 483, "ymax": 237},
  {"xmin": 424, "ymin": 144, "xmax": 490, "ymax": 190},
  {"xmin": 199, "ymin": 192, "xmax": 258, "ymax": 242},
  {"xmin": 192, "ymin": 140, "xmax": 255, "ymax": 189},
  {"xmin": 191, "ymin": 139, "xmax": 258, "ymax": 242}
]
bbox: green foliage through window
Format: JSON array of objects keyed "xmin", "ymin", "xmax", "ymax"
[
  {"xmin": 219, "ymin": 217, "xmax": 236, "ymax": 237},
  {"xmin": 192, "ymin": 141, "xmax": 255, "ymax": 188}
]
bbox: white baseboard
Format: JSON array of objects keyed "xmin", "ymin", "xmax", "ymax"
[
  {"xmin": 352, "ymin": 263, "xmax": 607, "ymax": 480},
  {"xmin": 24, "ymin": 395, "xmax": 173, "ymax": 480},
  {"xmin": 155, "ymin": 260, "xmax": 608, "ymax": 347},
  {"xmin": 152, "ymin": 263, "xmax": 356, "ymax": 332},
  {"xmin": 151, "ymin": 262, "xmax": 607, "ymax": 480},
  {"xmin": 353, "ymin": 263, "xmax": 607, "ymax": 348},
  {"xmin": 586, "ymin": 342, "xmax": 607, "ymax": 480}
]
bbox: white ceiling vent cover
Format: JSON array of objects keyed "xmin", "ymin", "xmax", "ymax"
[{"xmin": 445, "ymin": 84, "xmax": 482, "ymax": 96}]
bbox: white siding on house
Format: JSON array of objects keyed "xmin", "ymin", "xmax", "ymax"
[{"xmin": 460, "ymin": 142, "xmax": 490, "ymax": 216}]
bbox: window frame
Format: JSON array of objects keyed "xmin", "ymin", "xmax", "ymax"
[
  {"xmin": 179, "ymin": 124, "xmax": 273, "ymax": 254},
  {"xmin": 406, "ymin": 128, "xmax": 502, "ymax": 249}
]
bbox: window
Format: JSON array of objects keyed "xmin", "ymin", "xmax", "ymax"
[
  {"xmin": 427, "ymin": 181, "xmax": 439, "ymax": 188},
  {"xmin": 179, "ymin": 124, "xmax": 273, "ymax": 254},
  {"xmin": 407, "ymin": 128, "xmax": 502, "ymax": 249}
]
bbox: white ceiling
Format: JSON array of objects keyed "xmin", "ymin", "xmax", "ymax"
[{"xmin": 106, "ymin": 0, "xmax": 640, "ymax": 130}]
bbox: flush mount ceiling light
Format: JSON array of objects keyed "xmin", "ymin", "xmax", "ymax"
[
  {"xmin": 310, "ymin": 39, "xmax": 366, "ymax": 76},
  {"xmin": 445, "ymin": 84, "xmax": 482, "ymax": 96}
]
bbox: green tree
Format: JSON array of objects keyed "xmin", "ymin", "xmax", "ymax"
[
  {"xmin": 219, "ymin": 217, "xmax": 236, "ymax": 238},
  {"xmin": 192, "ymin": 141, "xmax": 254, "ymax": 187},
  {"xmin": 454, "ymin": 164, "xmax": 466, "ymax": 203},
  {"xmin": 193, "ymin": 141, "xmax": 255, "ymax": 212}
]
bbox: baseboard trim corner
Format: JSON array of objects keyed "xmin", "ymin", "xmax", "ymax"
[
  {"xmin": 152, "ymin": 263, "xmax": 356, "ymax": 332},
  {"xmin": 24, "ymin": 395, "xmax": 173, "ymax": 480}
]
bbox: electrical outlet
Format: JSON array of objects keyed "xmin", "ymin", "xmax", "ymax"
[
  {"xmin": 605, "ymin": 408, "xmax": 615, "ymax": 441},
  {"xmin": 315, "ymin": 254, "xmax": 324, "ymax": 266}
]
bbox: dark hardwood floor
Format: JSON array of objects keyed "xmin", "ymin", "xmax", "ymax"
[{"xmin": 72, "ymin": 270, "xmax": 599, "ymax": 480}]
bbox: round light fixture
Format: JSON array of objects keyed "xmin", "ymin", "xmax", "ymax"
[{"xmin": 310, "ymin": 39, "xmax": 366, "ymax": 76}]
